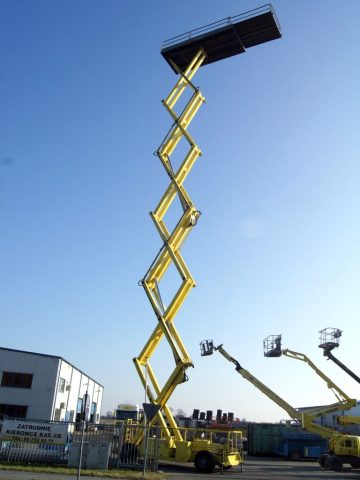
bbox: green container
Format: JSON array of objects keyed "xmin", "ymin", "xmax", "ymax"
[{"xmin": 247, "ymin": 423, "xmax": 282, "ymax": 455}]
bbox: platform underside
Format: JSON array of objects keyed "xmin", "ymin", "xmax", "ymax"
[
  {"xmin": 161, "ymin": 8, "xmax": 281, "ymax": 72},
  {"xmin": 264, "ymin": 348, "xmax": 282, "ymax": 358},
  {"xmin": 319, "ymin": 342, "xmax": 339, "ymax": 352}
]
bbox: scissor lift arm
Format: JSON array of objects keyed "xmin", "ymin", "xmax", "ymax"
[{"xmin": 133, "ymin": 49, "xmax": 207, "ymax": 444}]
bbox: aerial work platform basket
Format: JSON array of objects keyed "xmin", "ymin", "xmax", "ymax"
[
  {"xmin": 319, "ymin": 328, "xmax": 342, "ymax": 353},
  {"xmin": 263, "ymin": 334, "xmax": 282, "ymax": 357},
  {"xmin": 161, "ymin": 4, "xmax": 281, "ymax": 72}
]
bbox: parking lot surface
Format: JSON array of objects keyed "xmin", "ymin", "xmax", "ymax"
[
  {"xmin": 1, "ymin": 457, "xmax": 360, "ymax": 480},
  {"xmin": 162, "ymin": 457, "xmax": 360, "ymax": 480}
]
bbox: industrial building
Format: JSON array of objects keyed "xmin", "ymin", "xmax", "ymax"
[
  {"xmin": 315, "ymin": 401, "xmax": 360, "ymax": 434},
  {"xmin": 0, "ymin": 346, "xmax": 103, "ymax": 423}
]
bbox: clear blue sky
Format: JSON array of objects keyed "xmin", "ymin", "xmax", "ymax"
[{"xmin": 1, "ymin": 0, "xmax": 359, "ymax": 422}]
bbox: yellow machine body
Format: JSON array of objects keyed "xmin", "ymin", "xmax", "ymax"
[
  {"xmin": 156, "ymin": 426, "xmax": 243, "ymax": 469},
  {"xmin": 338, "ymin": 415, "xmax": 360, "ymax": 425}
]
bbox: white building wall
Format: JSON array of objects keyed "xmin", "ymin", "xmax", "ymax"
[
  {"xmin": 0, "ymin": 349, "xmax": 59, "ymax": 420},
  {"xmin": 68, "ymin": 368, "xmax": 81, "ymax": 420},
  {"xmin": 54, "ymin": 359, "xmax": 75, "ymax": 421},
  {"xmin": 0, "ymin": 348, "xmax": 103, "ymax": 423},
  {"xmin": 53, "ymin": 359, "xmax": 104, "ymax": 423}
]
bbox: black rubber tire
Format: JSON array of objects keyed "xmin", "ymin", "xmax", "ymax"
[
  {"xmin": 350, "ymin": 463, "xmax": 360, "ymax": 469},
  {"xmin": 194, "ymin": 450, "xmax": 216, "ymax": 474},
  {"xmin": 289, "ymin": 450, "xmax": 301, "ymax": 461},
  {"xmin": 319, "ymin": 454, "xmax": 328, "ymax": 468},
  {"xmin": 330, "ymin": 457, "xmax": 343, "ymax": 472}
]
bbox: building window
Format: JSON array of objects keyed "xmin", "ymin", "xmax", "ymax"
[
  {"xmin": 75, "ymin": 398, "xmax": 83, "ymax": 424},
  {"xmin": 90, "ymin": 402, "xmax": 97, "ymax": 422},
  {"xmin": 65, "ymin": 410, "xmax": 75, "ymax": 422},
  {"xmin": 0, "ymin": 404, "xmax": 28, "ymax": 418},
  {"xmin": 1, "ymin": 372, "xmax": 33, "ymax": 389},
  {"xmin": 54, "ymin": 408, "xmax": 61, "ymax": 421},
  {"xmin": 58, "ymin": 377, "xmax": 66, "ymax": 393},
  {"xmin": 77, "ymin": 398, "xmax": 83, "ymax": 413}
]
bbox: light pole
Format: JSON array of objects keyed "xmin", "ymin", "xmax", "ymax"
[
  {"xmin": 142, "ymin": 360, "xmax": 148, "ymax": 479},
  {"xmin": 77, "ymin": 388, "xmax": 90, "ymax": 480}
]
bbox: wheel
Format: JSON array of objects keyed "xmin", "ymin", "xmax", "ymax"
[
  {"xmin": 289, "ymin": 450, "xmax": 301, "ymax": 461},
  {"xmin": 319, "ymin": 454, "xmax": 328, "ymax": 468},
  {"xmin": 350, "ymin": 463, "xmax": 360, "ymax": 469},
  {"xmin": 330, "ymin": 457, "xmax": 343, "ymax": 472},
  {"xmin": 222, "ymin": 465, "xmax": 232, "ymax": 470},
  {"xmin": 194, "ymin": 450, "xmax": 216, "ymax": 474}
]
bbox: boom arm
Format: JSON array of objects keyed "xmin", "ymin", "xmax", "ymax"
[
  {"xmin": 282, "ymin": 349, "xmax": 357, "ymax": 416},
  {"xmin": 318, "ymin": 328, "xmax": 360, "ymax": 403},
  {"xmin": 324, "ymin": 350, "xmax": 360, "ymax": 385},
  {"xmin": 214, "ymin": 344, "xmax": 302, "ymax": 422},
  {"xmin": 201, "ymin": 341, "xmax": 351, "ymax": 443},
  {"xmin": 337, "ymin": 415, "xmax": 360, "ymax": 426}
]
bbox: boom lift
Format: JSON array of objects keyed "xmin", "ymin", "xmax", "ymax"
[
  {"xmin": 263, "ymin": 335, "xmax": 356, "ymax": 418},
  {"xmin": 201, "ymin": 339, "xmax": 360, "ymax": 471},
  {"xmin": 264, "ymin": 334, "xmax": 360, "ymax": 471},
  {"xmin": 131, "ymin": 5, "xmax": 281, "ymax": 473},
  {"xmin": 319, "ymin": 328, "xmax": 360, "ymax": 385},
  {"xmin": 319, "ymin": 328, "xmax": 360, "ymax": 426}
]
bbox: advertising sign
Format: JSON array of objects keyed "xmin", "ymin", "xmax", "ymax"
[{"xmin": 0, "ymin": 420, "xmax": 68, "ymax": 445}]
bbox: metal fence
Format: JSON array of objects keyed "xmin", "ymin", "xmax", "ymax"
[
  {"xmin": 70, "ymin": 422, "xmax": 160, "ymax": 471},
  {"xmin": 0, "ymin": 420, "xmax": 160, "ymax": 471},
  {"xmin": 0, "ymin": 441, "xmax": 69, "ymax": 464},
  {"xmin": 0, "ymin": 419, "xmax": 72, "ymax": 464}
]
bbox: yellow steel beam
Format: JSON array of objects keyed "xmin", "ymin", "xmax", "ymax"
[
  {"xmin": 134, "ymin": 49, "xmax": 206, "ymax": 443},
  {"xmin": 165, "ymin": 49, "xmax": 206, "ymax": 109},
  {"xmin": 283, "ymin": 349, "xmax": 356, "ymax": 408},
  {"xmin": 153, "ymin": 145, "xmax": 201, "ymax": 221},
  {"xmin": 133, "ymin": 359, "xmax": 181, "ymax": 443}
]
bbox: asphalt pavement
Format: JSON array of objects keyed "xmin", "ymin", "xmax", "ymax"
[{"xmin": 2, "ymin": 458, "xmax": 360, "ymax": 480}]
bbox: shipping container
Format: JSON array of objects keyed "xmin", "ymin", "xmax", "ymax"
[{"xmin": 247, "ymin": 423, "xmax": 327, "ymax": 459}]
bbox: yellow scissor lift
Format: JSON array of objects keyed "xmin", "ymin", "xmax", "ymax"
[{"xmin": 132, "ymin": 5, "xmax": 281, "ymax": 473}]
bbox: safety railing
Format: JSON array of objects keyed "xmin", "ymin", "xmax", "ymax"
[{"xmin": 162, "ymin": 4, "xmax": 281, "ymax": 49}]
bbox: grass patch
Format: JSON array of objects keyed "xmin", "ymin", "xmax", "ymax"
[{"xmin": 0, "ymin": 464, "xmax": 169, "ymax": 479}]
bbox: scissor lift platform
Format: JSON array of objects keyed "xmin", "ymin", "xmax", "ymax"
[{"xmin": 161, "ymin": 4, "xmax": 281, "ymax": 72}]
